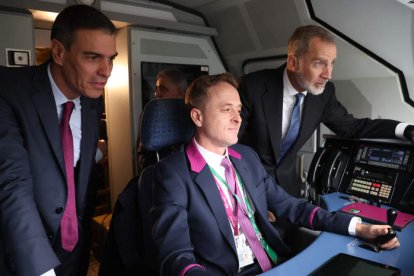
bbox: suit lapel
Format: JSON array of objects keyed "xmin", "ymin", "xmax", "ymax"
[
  {"xmin": 229, "ymin": 154, "xmax": 267, "ymax": 218},
  {"xmin": 31, "ymin": 64, "xmax": 66, "ymax": 175},
  {"xmin": 77, "ymin": 97, "xmax": 100, "ymax": 211},
  {"xmin": 230, "ymin": 155, "xmax": 254, "ymax": 196},
  {"xmin": 193, "ymin": 168, "xmax": 237, "ymax": 253},
  {"xmin": 186, "ymin": 142, "xmax": 237, "ymax": 254},
  {"xmin": 262, "ymin": 68, "xmax": 284, "ymax": 161},
  {"xmin": 299, "ymin": 94, "xmax": 320, "ymax": 141}
]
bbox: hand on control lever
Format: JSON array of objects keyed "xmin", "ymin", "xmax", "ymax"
[
  {"xmin": 374, "ymin": 228, "xmax": 396, "ymax": 244},
  {"xmin": 356, "ymin": 208, "xmax": 400, "ymax": 252},
  {"xmin": 404, "ymin": 125, "xmax": 414, "ymax": 143},
  {"xmin": 374, "ymin": 209, "xmax": 398, "ymax": 248}
]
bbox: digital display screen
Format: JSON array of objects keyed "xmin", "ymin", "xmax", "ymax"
[
  {"xmin": 365, "ymin": 147, "xmax": 405, "ymax": 166},
  {"xmin": 311, "ymin": 253, "xmax": 401, "ymax": 276}
]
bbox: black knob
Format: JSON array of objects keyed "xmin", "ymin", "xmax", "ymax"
[{"xmin": 387, "ymin": 208, "xmax": 397, "ymax": 227}]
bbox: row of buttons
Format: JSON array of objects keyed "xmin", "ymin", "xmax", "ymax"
[{"xmin": 350, "ymin": 179, "xmax": 392, "ymax": 199}]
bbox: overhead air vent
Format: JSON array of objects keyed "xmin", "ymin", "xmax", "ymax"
[{"xmin": 101, "ymin": 1, "xmax": 177, "ymax": 22}]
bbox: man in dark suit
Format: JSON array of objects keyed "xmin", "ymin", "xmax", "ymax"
[
  {"xmin": 238, "ymin": 25, "xmax": 414, "ymax": 198},
  {"xmin": 150, "ymin": 73, "xmax": 399, "ymax": 276},
  {"xmin": 0, "ymin": 5, "xmax": 117, "ymax": 276},
  {"xmin": 136, "ymin": 69, "xmax": 188, "ymax": 174}
]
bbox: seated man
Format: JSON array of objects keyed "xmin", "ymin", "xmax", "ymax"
[
  {"xmin": 154, "ymin": 68, "xmax": 188, "ymax": 99},
  {"xmin": 150, "ymin": 73, "xmax": 400, "ymax": 275},
  {"xmin": 136, "ymin": 68, "xmax": 188, "ymax": 174}
]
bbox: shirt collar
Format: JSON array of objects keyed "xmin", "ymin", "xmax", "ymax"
[
  {"xmin": 283, "ymin": 68, "xmax": 308, "ymax": 97},
  {"xmin": 48, "ymin": 64, "xmax": 81, "ymax": 109},
  {"xmin": 186, "ymin": 138, "xmax": 242, "ymax": 173},
  {"xmin": 194, "ymin": 138, "xmax": 228, "ymax": 168}
]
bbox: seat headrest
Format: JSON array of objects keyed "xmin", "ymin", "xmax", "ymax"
[{"xmin": 140, "ymin": 99, "xmax": 195, "ymax": 151}]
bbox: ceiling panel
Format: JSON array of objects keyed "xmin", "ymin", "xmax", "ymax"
[
  {"xmin": 135, "ymin": 0, "xmax": 218, "ymax": 9},
  {"xmin": 207, "ymin": 5, "xmax": 256, "ymax": 55},
  {"xmin": 245, "ymin": 0, "xmax": 300, "ymax": 50}
]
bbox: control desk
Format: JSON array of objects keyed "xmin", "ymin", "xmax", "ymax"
[
  {"xmin": 264, "ymin": 137, "xmax": 414, "ymax": 275},
  {"xmin": 307, "ymin": 136, "xmax": 414, "ymax": 213},
  {"xmin": 263, "ymin": 193, "xmax": 414, "ymax": 275}
]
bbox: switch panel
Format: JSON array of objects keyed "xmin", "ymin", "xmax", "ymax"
[{"xmin": 6, "ymin": 48, "xmax": 31, "ymax": 66}]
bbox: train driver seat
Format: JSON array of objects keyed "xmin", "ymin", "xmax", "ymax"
[{"xmin": 99, "ymin": 98, "xmax": 194, "ymax": 276}]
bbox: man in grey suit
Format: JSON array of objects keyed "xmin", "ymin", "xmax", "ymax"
[
  {"xmin": 238, "ymin": 25, "xmax": 414, "ymax": 198},
  {"xmin": 0, "ymin": 5, "xmax": 117, "ymax": 276}
]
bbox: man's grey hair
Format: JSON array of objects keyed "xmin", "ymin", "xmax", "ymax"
[{"xmin": 287, "ymin": 25, "xmax": 335, "ymax": 57}]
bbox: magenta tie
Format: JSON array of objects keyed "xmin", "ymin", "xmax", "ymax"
[
  {"xmin": 60, "ymin": 101, "xmax": 78, "ymax": 252},
  {"xmin": 221, "ymin": 158, "xmax": 272, "ymax": 272}
]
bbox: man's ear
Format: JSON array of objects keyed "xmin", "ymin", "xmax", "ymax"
[
  {"xmin": 50, "ymin": 39, "xmax": 65, "ymax": 66},
  {"xmin": 190, "ymin": 108, "xmax": 202, "ymax": 127},
  {"xmin": 287, "ymin": 55, "xmax": 299, "ymax": 71}
]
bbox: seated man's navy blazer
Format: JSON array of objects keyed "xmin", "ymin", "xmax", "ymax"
[{"xmin": 151, "ymin": 140, "xmax": 353, "ymax": 275}]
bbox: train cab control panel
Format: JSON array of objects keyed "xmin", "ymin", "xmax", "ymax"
[{"xmin": 308, "ymin": 136, "xmax": 414, "ymax": 214}]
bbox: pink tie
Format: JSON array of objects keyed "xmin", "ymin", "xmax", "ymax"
[
  {"xmin": 60, "ymin": 101, "xmax": 78, "ymax": 252},
  {"xmin": 221, "ymin": 158, "xmax": 272, "ymax": 272}
]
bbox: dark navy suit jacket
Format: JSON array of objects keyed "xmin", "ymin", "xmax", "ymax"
[
  {"xmin": 151, "ymin": 140, "xmax": 353, "ymax": 275},
  {"xmin": 0, "ymin": 63, "xmax": 103, "ymax": 275},
  {"xmin": 238, "ymin": 65, "xmax": 400, "ymax": 197}
]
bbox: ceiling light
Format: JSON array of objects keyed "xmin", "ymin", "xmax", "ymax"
[{"xmin": 30, "ymin": 10, "xmax": 59, "ymax": 23}]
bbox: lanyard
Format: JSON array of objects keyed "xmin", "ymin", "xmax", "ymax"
[
  {"xmin": 212, "ymin": 174, "xmax": 239, "ymax": 235},
  {"xmin": 209, "ymin": 166, "xmax": 278, "ymax": 264}
]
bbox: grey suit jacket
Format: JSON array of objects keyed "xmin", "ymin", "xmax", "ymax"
[
  {"xmin": 0, "ymin": 63, "xmax": 103, "ymax": 275},
  {"xmin": 238, "ymin": 65, "xmax": 400, "ymax": 196}
]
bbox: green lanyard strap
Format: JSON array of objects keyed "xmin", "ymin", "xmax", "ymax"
[{"xmin": 210, "ymin": 166, "xmax": 278, "ymax": 264}]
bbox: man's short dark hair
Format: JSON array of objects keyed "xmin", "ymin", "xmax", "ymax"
[
  {"xmin": 157, "ymin": 69, "xmax": 188, "ymax": 96},
  {"xmin": 185, "ymin": 73, "xmax": 238, "ymax": 109},
  {"xmin": 51, "ymin": 4, "xmax": 116, "ymax": 49},
  {"xmin": 288, "ymin": 25, "xmax": 335, "ymax": 57}
]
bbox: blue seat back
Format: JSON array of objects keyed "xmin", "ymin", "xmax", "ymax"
[{"xmin": 140, "ymin": 98, "xmax": 194, "ymax": 151}]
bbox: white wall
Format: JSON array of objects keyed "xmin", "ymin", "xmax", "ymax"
[
  {"xmin": 0, "ymin": 9, "xmax": 35, "ymax": 66},
  {"xmin": 311, "ymin": 0, "xmax": 414, "ymax": 110}
]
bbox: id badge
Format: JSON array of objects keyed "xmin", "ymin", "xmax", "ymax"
[{"xmin": 235, "ymin": 235, "xmax": 254, "ymax": 268}]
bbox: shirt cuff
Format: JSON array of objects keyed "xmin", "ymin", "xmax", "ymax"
[
  {"xmin": 40, "ymin": 269, "xmax": 56, "ymax": 276},
  {"xmin": 348, "ymin": 216, "xmax": 362, "ymax": 236},
  {"xmin": 395, "ymin": 123, "xmax": 409, "ymax": 139}
]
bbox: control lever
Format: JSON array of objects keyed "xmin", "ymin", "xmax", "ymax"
[
  {"xmin": 387, "ymin": 208, "xmax": 397, "ymax": 227},
  {"xmin": 359, "ymin": 208, "xmax": 398, "ymax": 253},
  {"xmin": 374, "ymin": 208, "xmax": 397, "ymax": 244}
]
